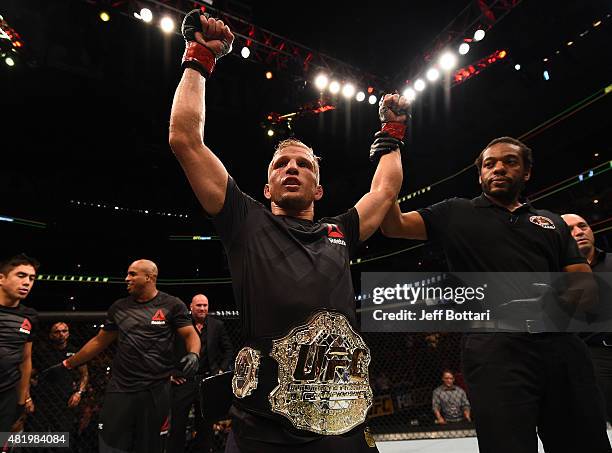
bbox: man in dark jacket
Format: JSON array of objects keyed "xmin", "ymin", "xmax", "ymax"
[{"xmin": 167, "ymin": 294, "xmax": 233, "ymax": 453}]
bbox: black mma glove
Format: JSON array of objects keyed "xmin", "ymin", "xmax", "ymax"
[
  {"xmin": 181, "ymin": 9, "xmax": 233, "ymax": 78},
  {"xmin": 180, "ymin": 352, "xmax": 200, "ymax": 377},
  {"xmin": 369, "ymin": 94, "xmax": 411, "ymax": 162}
]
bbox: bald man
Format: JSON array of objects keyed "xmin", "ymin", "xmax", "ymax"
[
  {"xmin": 563, "ymin": 214, "xmax": 612, "ymax": 422},
  {"xmin": 45, "ymin": 260, "xmax": 201, "ymax": 453},
  {"xmin": 167, "ymin": 294, "xmax": 232, "ymax": 453},
  {"xmin": 562, "ymin": 214, "xmax": 611, "ymax": 271}
]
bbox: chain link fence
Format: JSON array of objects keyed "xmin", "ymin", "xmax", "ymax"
[{"xmin": 21, "ymin": 313, "xmax": 472, "ymax": 452}]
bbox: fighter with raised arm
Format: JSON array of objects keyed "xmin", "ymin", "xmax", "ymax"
[{"xmin": 169, "ymin": 10, "xmax": 406, "ymax": 452}]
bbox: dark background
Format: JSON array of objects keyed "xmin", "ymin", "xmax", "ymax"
[{"xmin": 1, "ymin": 0, "xmax": 611, "ymax": 312}]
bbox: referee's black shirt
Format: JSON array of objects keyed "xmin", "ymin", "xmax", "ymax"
[{"xmin": 417, "ymin": 194, "xmax": 585, "ymax": 272}]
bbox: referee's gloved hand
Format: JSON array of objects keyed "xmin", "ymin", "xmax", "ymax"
[{"xmin": 180, "ymin": 352, "xmax": 200, "ymax": 377}]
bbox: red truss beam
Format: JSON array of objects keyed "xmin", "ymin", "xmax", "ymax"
[
  {"xmin": 395, "ymin": 0, "xmax": 522, "ymax": 85},
  {"xmin": 452, "ymin": 49, "xmax": 507, "ymax": 86},
  {"xmin": 94, "ymin": 0, "xmax": 391, "ymax": 93}
]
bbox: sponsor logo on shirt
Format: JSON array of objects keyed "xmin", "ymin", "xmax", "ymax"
[
  {"xmin": 326, "ymin": 224, "xmax": 346, "ymax": 246},
  {"xmin": 19, "ymin": 318, "xmax": 32, "ymax": 334},
  {"xmin": 151, "ymin": 309, "xmax": 167, "ymax": 325},
  {"xmin": 529, "ymin": 215, "xmax": 556, "ymax": 230}
]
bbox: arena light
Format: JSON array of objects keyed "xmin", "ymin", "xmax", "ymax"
[
  {"xmin": 355, "ymin": 91, "xmax": 366, "ymax": 102},
  {"xmin": 566, "ymin": 41, "xmax": 574, "ymax": 46},
  {"xmin": 514, "ymin": 64, "xmax": 521, "ymax": 70},
  {"xmin": 341, "ymin": 83, "xmax": 355, "ymax": 98},
  {"xmin": 160, "ymin": 16, "xmax": 174, "ymax": 33},
  {"xmin": 593, "ymin": 20, "xmax": 602, "ymax": 27},
  {"xmin": 241, "ymin": 46, "xmax": 250, "ymax": 58},
  {"xmin": 402, "ymin": 87, "xmax": 416, "ymax": 102},
  {"xmin": 438, "ymin": 52, "xmax": 457, "ymax": 70},
  {"xmin": 140, "ymin": 8, "xmax": 153, "ymax": 23},
  {"xmin": 473, "ymin": 29, "xmax": 485, "ymax": 41},
  {"xmin": 426, "ymin": 68, "xmax": 440, "ymax": 81},
  {"xmin": 265, "ymin": 71, "xmax": 273, "ymax": 79},
  {"xmin": 498, "ymin": 50, "xmax": 507, "ymax": 59},
  {"xmin": 267, "ymin": 129, "xmax": 274, "ymax": 137},
  {"xmin": 99, "ymin": 11, "xmax": 110, "ymax": 22},
  {"xmin": 543, "ymin": 70, "xmax": 550, "ymax": 81},
  {"xmin": 414, "ymin": 78, "xmax": 426, "ymax": 92},
  {"xmin": 368, "ymin": 94, "xmax": 377, "ymax": 105},
  {"xmin": 329, "ymin": 80, "xmax": 341, "ymax": 94},
  {"xmin": 458, "ymin": 43, "xmax": 470, "ymax": 55},
  {"xmin": 5, "ymin": 56, "xmax": 15, "ymax": 67},
  {"xmin": 314, "ymin": 73, "xmax": 329, "ymax": 90}
]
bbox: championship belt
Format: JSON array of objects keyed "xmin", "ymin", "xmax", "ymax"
[
  {"xmin": 269, "ymin": 311, "xmax": 373, "ymax": 435},
  {"xmin": 232, "ymin": 347, "xmax": 261, "ymax": 398}
]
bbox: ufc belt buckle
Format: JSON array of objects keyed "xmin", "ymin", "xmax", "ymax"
[
  {"xmin": 269, "ymin": 311, "xmax": 373, "ymax": 435},
  {"xmin": 232, "ymin": 347, "xmax": 261, "ymax": 398}
]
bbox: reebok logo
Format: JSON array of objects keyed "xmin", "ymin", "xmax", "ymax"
[
  {"xmin": 19, "ymin": 318, "xmax": 31, "ymax": 334},
  {"xmin": 151, "ymin": 309, "xmax": 166, "ymax": 325},
  {"xmin": 326, "ymin": 224, "xmax": 346, "ymax": 246}
]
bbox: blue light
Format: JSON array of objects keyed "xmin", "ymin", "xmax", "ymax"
[
  {"xmin": 588, "ymin": 170, "xmax": 594, "ymax": 177},
  {"xmin": 578, "ymin": 174, "xmax": 584, "ymax": 182},
  {"xmin": 0, "ymin": 216, "xmax": 14, "ymax": 222},
  {"xmin": 543, "ymin": 70, "xmax": 550, "ymax": 81}
]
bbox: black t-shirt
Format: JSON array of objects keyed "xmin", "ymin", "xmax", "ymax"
[
  {"xmin": 212, "ymin": 177, "xmax": 361, "ymax": 341},
  {"xmin": 417, "ymin": 194, "xmax": 585, "ymax": 272},
  {"xmin": 102, "ymin": 291, "xmax": 191, "ymax": 392},
  {"xmin": 32, "ymin": 343, "xmax": 78, "ymax": 400},
  {"xmin": 0, "ymin": 303, "xmax": 38, "ymax": 392},
  {"xmin": 211, "ymin": 177, "xmax": 361, "ymax": 443},
  {"xmin": 592, "ymin": 249, "xmax": 612, "ymax": 273}
]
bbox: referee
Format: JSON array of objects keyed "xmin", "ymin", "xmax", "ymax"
[
  {"xmin": 50, "ymin": 259, "xmax": 201, "ymax": 453},
  {"xmin": 382, "ymin": 137, "xmax": 611, "ymax": 453}
]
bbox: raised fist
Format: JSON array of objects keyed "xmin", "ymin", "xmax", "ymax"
[
  {"xmin": 182, "ymin": 10, "xmax": 234, "ymax": 59},
  {"xmin": 378, "ymin": 93, "xmax": 410, "ymax": 126}
]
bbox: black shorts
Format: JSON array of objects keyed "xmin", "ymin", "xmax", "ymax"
[
  {"xmin": 0, "ymin": 386, "xmax": 18, "ymax": 433},
  {"xmin": 98, "ymin": 381, "xmax": 170, "ymax": 453}
]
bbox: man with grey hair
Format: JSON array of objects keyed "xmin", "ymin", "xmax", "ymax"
[
  {"xmin": 44, "ymin": 259, "xmax": 201, "ymax": 453},
  {"xmin": 169, "ymin": 10, "xmax": 406, "ymax": 453}
]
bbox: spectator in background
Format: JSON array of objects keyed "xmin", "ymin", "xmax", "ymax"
[
  {"xmin": 432, "ymin": 370, "xmax": 471, "ymax": 424},
  {"xmin": 167, "ymin": 294, "xmax": 233, "ymax": 453},
  {"xmin": 30, "ymin": 322, "xmax": 88, "ymax": 435},
  {"xmin": 562, "ymin": 213, "xmax": 612, "ymax": 422}
]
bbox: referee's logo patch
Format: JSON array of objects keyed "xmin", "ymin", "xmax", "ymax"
[{"xmin": 529, "ymin": 215, "xmax": 556, "ymax": 230}]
